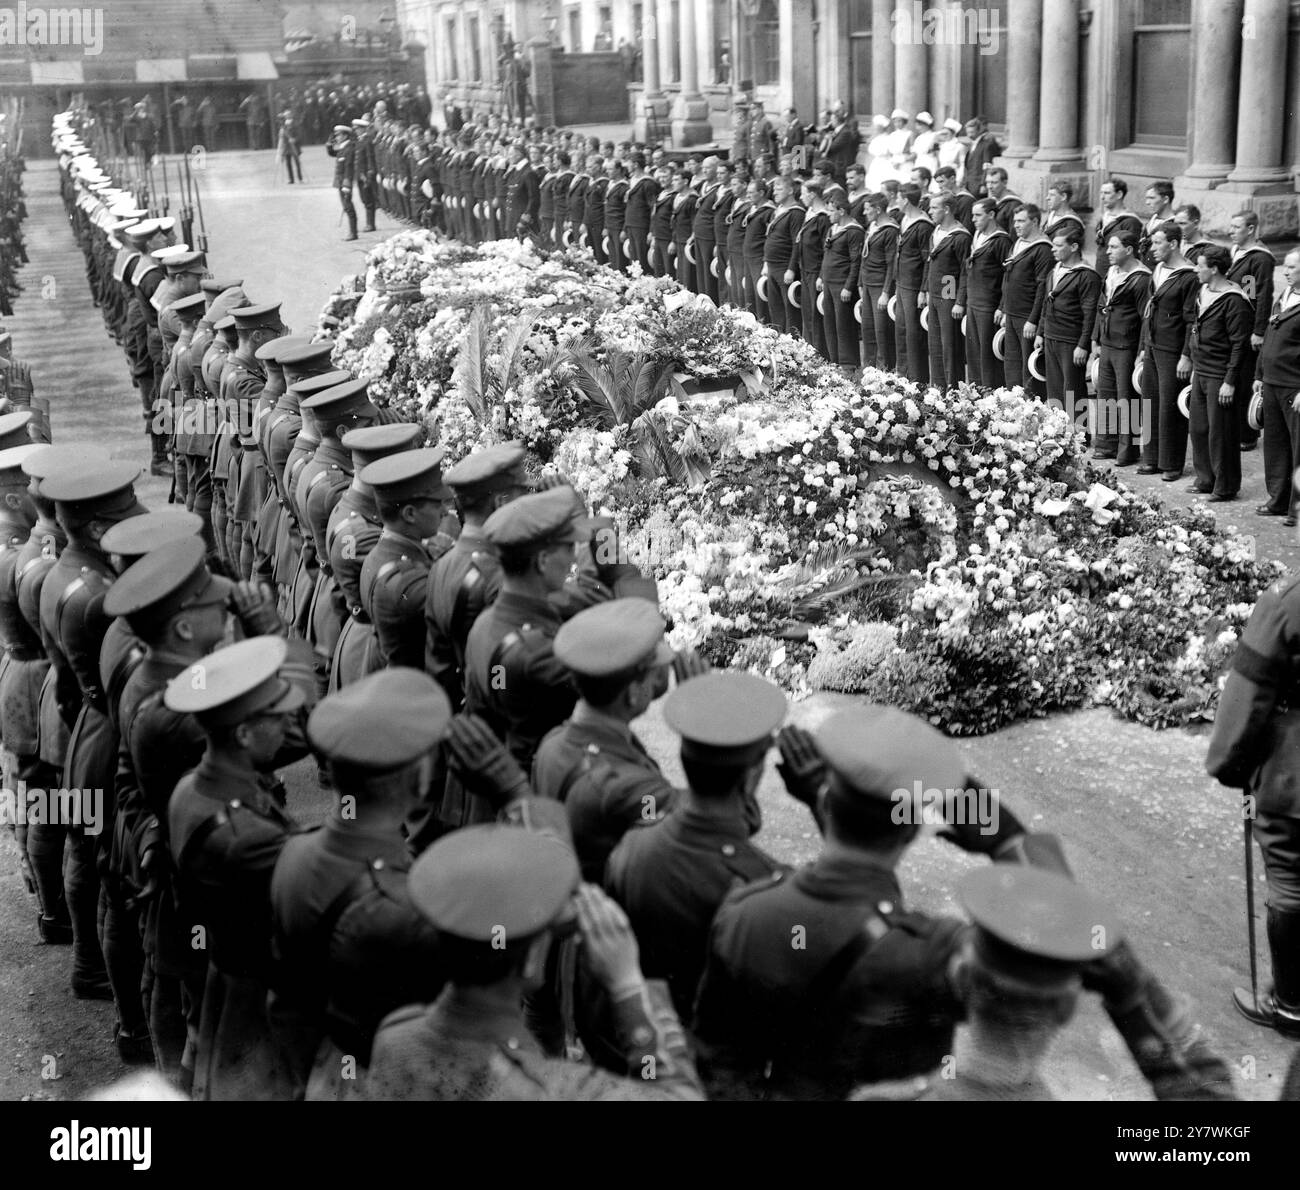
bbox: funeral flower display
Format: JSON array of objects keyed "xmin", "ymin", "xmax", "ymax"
[{"xmin": 323, "ymin": 230, "xmax": 1280, "ymax": 734}]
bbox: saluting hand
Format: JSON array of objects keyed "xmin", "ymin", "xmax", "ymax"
[
  {"xmin": 230, "ymin": 580, "xmax": 283, "ymax": 637},
  {"xmin": 671, "ymin": 647, "xmax": 710, "ymax": 684},
  {"xmin": 445, "ymin": 713, "xmax": 531, "ymax": 808},
  {"xmin": 775, "ymin": 725, "xmax": 827, "ymax": 807},
  {"xmin": 575, "ymin": 884, "xmax": 643, "ymax": 997}
]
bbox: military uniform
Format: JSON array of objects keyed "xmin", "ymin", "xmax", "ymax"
[
  {"xmin": 1208, "ymin": 569, "xmax": 1300, "ymax": 1036},
  {"xmin": 166, "ymin": 636, "xmax": 315, "ymax": 1100},
  {"xmin": 269, "ymin": 670, "xmax": 450, "ymax": 1098},
  {"xmin": 605, "ymin": 672, "xmax": 789, "ymax": 1021},
  {"xmin": 365, "ymin": 825, "xmax": 703, "ymax": 1101},
  {"xmin": 326, "ymin": 126, "xmax": 359, "ymax": 240}
]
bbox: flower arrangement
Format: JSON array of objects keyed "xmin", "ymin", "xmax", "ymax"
[{"xmin": 320, "ymin": 230, "xmax": 1284, "ymax": 734}]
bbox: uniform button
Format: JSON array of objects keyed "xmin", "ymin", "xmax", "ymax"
[
  {"xmin": 229, "ymin": 799, "xmax": 242, "ymax": 809},
  {"xmin": 506, "ymin": 1036, "xmax": 519, "ymax": 1051},
  {"xmin": 879, "ymin": 900, "xmax": 894, "ymax": 914},
  {"xmin": 721, "ymin": 843, "xmax": 736, "ymax": 857},
  {"xmin": 373, "ymin": 858, "xmax": 385, "ymax": 870}
]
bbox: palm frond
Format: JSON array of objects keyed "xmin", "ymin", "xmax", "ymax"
[
  {"xmin": 457, "ymin": 305, "xmax": 492, "ymax": 425},
  {"xmin": 497, "ymin": 311, "xmax": 536, "ymax": 391},
  {"xmin": 565, "ymin": 345, "xmax": 621, "ymax": 425}
]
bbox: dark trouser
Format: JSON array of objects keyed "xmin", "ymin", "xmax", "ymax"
[
  {"xmin": 926, "ymin": 296, "xmax": 965, "ymax": 391},
  {"xmin": 823, "ymin": 288, "xmax": 859, "ymax": 367},
  {"xmin": 538, "ymin": 217, "xmax": 554, "ymax": 249},
  {"xmin": 746, "ymin": 258, "xmax": 768, "ymax": 322},
  {"xmin": 966, "ymin": 305, "xmax": 998, "ymax": 387},
  {"xmin": 1094, "ymin": 343, "xmax": 1139, "ymax": 458},
  {"xmin": 284, "ymin": 155, "xmax": 302, "ymax": 183},
  {"xmin": 652, "ymin": 236, "xmax": 672, "ymax": 277},
  {"xmin": 338, "ymin": 187, "xmax": 357, "ymax": 237},
  {"xmin": 1149, "ymin": 346, "xmax": 1188, "ymax": 474},
  {"xmin": 588, "ymin": 223, "xmax": 607, "ymax": 265},
  {"xmin": 626, "ymin": 226, "xmax": 650, "ymax": 273},
  {"xmin": 26, "ymin": 759, "xmax": 68, "ymax": 928},
  {"xmin": 801, "ymin": 283, "xmax": 827, "ymax": 359},
  {"xmin": 102, "ymin": 884, "xmax": 148, "ymax": 1038},
  {"xmin": 764, "ymin": 269, "xmax": 788, "ymax": 332},
  {"xmin": 607, "ymin": 226, "xmax": 625, "ymax": 273},
  {"xmin": 1261, "ymin": 381, "xmax": 1300, "ymax": 515},
  {"xmin": 1239, "ymin": 343, "xmax": 1260, "ymax": 447},
  {"xmin": 1255, "ymin": 811, "xmax": 1300, "ymax": 914},
  {"xmin": 1044, "ymin": 337, "xmax": 1086, "ymax": 419},
  {"xmin": 183, "ymin": 453, "xmax": 217, "ymax": 561},
  {"xmin": 211, "ymin": 479, "xmax": 230, "ymax": 574},
  {"xmin": 729, "ymin": 255, "xmax": 749, "ymax": 307},
  {"xmin": 1189, "ymin": 370, "xmax": 1241, "ymax": 497},
  {"xmin": 1004, "ymin": 315, "xmax": 1042, "ymax": 396},
  {"xmin": 696, "ymin": 242, "xmax": 720, "ymax": 302},
  {"xmin": 866, "ymin": 284, "xmax": 895, "ymax": 371},
  {"xmin": 675, "ymin": 240, "xmax": 694, "ymax": 288},
  {"xmin": 895, "ymin": 288, "xmax": 928, "ymax": 382},
  {"xmin": 64, "ymin": 829, "xmax": 106, "ymax": 989}
]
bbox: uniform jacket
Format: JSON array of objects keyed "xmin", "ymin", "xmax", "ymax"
[
  {"xmin": 1093, "ymin": 264, "xmax": 1152, "ymax": 348},
  {"xmin": 1000, "ymin": 238, "xmax": 1054, "ymax": 321},
  {"xmin": 886, "ymin": 214, "xmax": 932, "ymax": 294},
  {"xmin": 359, "ymin": 528, "xmax": 435, "ymax": 670},
  {"xmin": 605, "ymin": 803, "xmax": 785, "ymax": 1021},
  {"xmin": 1190, "ymin": 284, "xmax": 1253, "ymax": 378},
  {"xmin": 1256, "ymin": 291, "xmax": 1300, "ymax": 387},
  {"xmin": 958, "ymin": 227, "xmax": 1010, "ymax": 310},
  {"xmin": 623, "ymin": 174, "xmax": 659, "ymax": 231},
  {"xmin": 532, "ymin": 707, "xmax": 679, "ymax": 883},
  {"xmin": 821, "ymin": 220, "xmax": 865, "ymax": 292},
  {"xmin": 424, "ymin": 523, "xmax": 498, "ymax": 709},
  {"xmin": 763, "ymin": 203, "xmax": 804, "ymax": 268},
  {"xmin": 924, "ymin": 225, "xmax": 971, "ymax": 300},
  {"xmin": 671, "ymin": 190, "xmax": 699, "ymax": 246},
  {"xmin": 796, "ymin": 210, "xmax": 832, "ymax": 281},
  {"xmin": 1227, "ymin": 244, "xmax": 1276, "ymax": 337},
  {"xmin": 742, "ymin": 200, "xmax": 774, "ymax": 263},
  {"xmin": 692, "ymin": 182, "xmax": 723, "ymax": 243},
  {"xmin": 1208, "ymin": 570, "xmax": 1300, "ymax": 816},
  {"xmin": 1142, "ymin": 263, "xmax": 1198, "ymax": 355},
  {"xmin": 1094, "ymin": 210, "xmax": 1143, "ymax": 277},
  {"xmin": 1040, "ymin": 262, "xmax": 1103, "ymax": 349},
  {"xmin": 693, "ymin": 852, "xmax": 965, "ymax": 1100}
]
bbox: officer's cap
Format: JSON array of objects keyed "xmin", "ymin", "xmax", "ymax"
[
  {"xmin": 162, "ymin": 250, "xmax": 206, "ymax": 276},
  {"xmin": 21, "ymin": 443, "xmax": 110, "ymax": 482},
  {"xmin": 341, "ymin": 422, "xmax": 424, "ymax": 468},
  {"xmin": 352, "ymin": 117, "xmax": 371, "ymax": 129},
  {"xmin": 0, "ymin": 443, "xmax": 45, "ymax": 483},
  {"xmin": 108, "ymin": 217, "xmax": 142, "ymax": 233},
  {"xmin": 152, "ymin": 244, "xmax": 192, "ymax": 263},
  {"xmin": 308, "ymin": 667, "xmax": 451, "ymax": 771},
  {"xmin": 164, "ymin": 636, "xmax": 305, "ymax": 726},
  {"xmin": 959, "ymin": 865, "xmax": 1120, "ymax": 991},
  {"xmin": 41, "ymin": 460, "xmax": 141, "ymax": 515},
  {"xmin": 103, "ymin": 535, "xmax": 233, "ymax": 632},
  {"xmin": 483, "ymin": 486, "xmax": 593, "ymax": 551},
  {"xmin": 0, "ymin": 409, "xmax": 35, "ymax": 450},
  {"xmin": 122, "ymin": 218, "xmax": 163, "ymax": 241},
  {"xmin": 444, "ymin": 441, "xmax": 528, "ymax": 498},
  {"xmin": 554, "ymin": 598, "xmax": 673, "ymax": 678},
  {"xmin": 332, "ymin": 123, "xmax": 351, "ymax": 134},
  {"xmin": 200, "ymin": 277, "xmax": 244, "ymax": 296},
  {"xmin": 231, "ymin": 302, "xmax": 283, "ymax": 332},
  {"xmin": 277, "ymin": 340, "xmax": 336, "ymax": 380},
  {"xmin": 359, "ymin": 446, "xmax": 451, "ymax": 502},
  {"xmin": 213, "ymin": 315, "xmax": 237, "ymax": 333},
  {"xmin": 301, "ymin": 378, "xmax": 378, "ymax": 424},
  {"xmin": 100, "ymin": 508, "xmax": 203, "ymax": 559},
  {"xmin": 168, "ymin": 292, "xmax": 206, "ymax": 320},
  {"xmin": 287, "ymin": 369, "xmax": 353, "ymax": 404},
  {"xmin": 664, "ymin": 672, "xmax": 787, "ymax": 764},
  {"xmin": 408, "ymin": 824, "xmax": 580, "ymax": 942},
  {"xmin": 153, "ymin": 217, "xmax": 177, "ymax": 235},
  {"xmin": 255, "ymin": 335, "xmax": 313, "ymax": 365},
  {"xmin": 817, "ymin": 705, "xmax": 965, "ymax": 802}
]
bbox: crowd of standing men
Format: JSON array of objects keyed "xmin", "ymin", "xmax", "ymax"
[{"xmin": 2, "ymin": 108, "xmax": 1292, "ymax": 1104}]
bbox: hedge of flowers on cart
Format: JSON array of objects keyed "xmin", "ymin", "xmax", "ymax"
[{"xmin": 320, "ymin": 231, "xmax": 1276, "ymax": 736}]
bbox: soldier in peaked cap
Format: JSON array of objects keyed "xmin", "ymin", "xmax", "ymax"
[
  {"xmin": 269, "ymin": 668, "xmax": 452, "ymax": 1099},
  {"xmin": 166, "ymin": 634, "xmax": 316, "ymax": 1100},
  {"xmin": 604, "ymin": 671, "xmax": 791, "ymax": 1022},
  {"xmin": 218, "ymin": 302, "xmax": 287, "ymax": 579},
  {"xmin": 38, "ymin": 461, "xmax": 147, "ymax": 1003},
  {"xmin": 0, "ymin": 443, "xmax": 45, "ymax": 939},
  {"xmin": 357, "ymin": 448, "xmax": 453, "ymax": 673},
  {"xmin": 0, "ymin": 408, "xmax": 36, "ymax": 449},
  {"xmin": 423, "ymin": 441, "xmax": 530, "ymax": 708},
  {"xmin": 533, "ymin": 600, "xmax": 708, "ymax": 882},
  {"xmin": 124, "ymin": 221, "xmax": 176, "ymax": 475},
  {"xmin": 364, "ymin": 826, "xmax": 704, "ymax": 1101},
  {"xmin": 14, "ymin": 446, "xmax": 110, "ymax": 949},
  {"xmin": 326, "ymin": 123, "xmax": 359, "ymax": 241},
  {"xmin": 298, "ymin": 378, "xmax": 381, "ymax": 692},
  {"xmin": 163, "ymin": 292, "xmax": 209, "ymax": 536},
  {"xmin": 328, "ymin": 421, "xmax": 423, "ymax": 693}
]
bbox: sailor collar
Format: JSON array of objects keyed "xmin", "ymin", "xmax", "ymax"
[{"xmin": 1198, "ymin": 280, "xmax": 1247, "ymax": 314}]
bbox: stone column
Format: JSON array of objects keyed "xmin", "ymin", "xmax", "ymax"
[
  {"xmin": 636, "ymin": 0, "xmax": 669, "ymax": 141},
  {"xmin": 1226, "ymin": 0, "xmax": 1289, "ymax": 184},
  {"xmin": 1001, "ymin": 0, "xmax": 1042, "ymax": 157},
  {"xmin": 893, "ymin": 13, "xmax": 927, "ymax": 115},
  {"xmin": 1178, "ymin": 0, "xmax": 1243, "ymax": 181},
  {"xmin": 870, "ymin": 0, "xmax": 895, "ymax": 117},
  {"xmin": 1032, "ymin": 0, "xmax": 1081, "ymax": 162},
  {"xmin": 671, "ymin": 0, "xmax": 712, "ymax": 145}
]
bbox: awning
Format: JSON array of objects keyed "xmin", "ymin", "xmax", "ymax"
[
  {"xmin": 137, "ymin": 59, "xmax": 187, "ymax": 84},
  {"xmin": 31, "ymin": 60, "xmax": 84, "ymax": 86},
  {"xmin": 236, "ymin": 52, "xmax": 279, "ymax": 81}
]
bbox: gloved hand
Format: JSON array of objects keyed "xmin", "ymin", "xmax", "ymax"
[
  {"xmin": 671, "ymin": 648, "xmax": 710, "ymax": 685},
  {"xmin": 776, "ymin": 725, "xmax": 827, "ymax": 807},
  {"xmin": 575, "ymin": 884, "xmax": 645, "ymax": 1000},
  {"xmin": 936, "ymin": 776, "xmax": 1026, "ymax": 855},
  {"xmin": 230, "ymin": 580, "xmax": 284, "ymax": 637},
  {"xmin": 1080, "ymin": 936, "xmax": 1145, "ymax": 1010},
  {"xmin": 445, "ymin": 714, "xmax": 531, "ymax": 810}
]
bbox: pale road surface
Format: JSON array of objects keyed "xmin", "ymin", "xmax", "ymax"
[{"xmin": 0, "ymin": 147, "xmax": 1294, "ymax": 1101}]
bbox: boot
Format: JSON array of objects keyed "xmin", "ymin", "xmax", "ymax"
[
  {"xmin": 363, "ymin": 207, "xmax": 376, "ymax": 233},
  {"xmin": 114, "ymin": 1023, "xmax": 156, "ymax": 1066},
  {"xmin": 1232, "ymin": 907, "xmax": 1300, "ymax": 1038},
  {"xmin": 345, "ymin": 209, "xmax": 358, "ymax": 241},
  {"xmin": 37, "ymin": 914, "xmax": 73, "ymax": 945},
  {"xmin": 150, "ymin": 434, "xmax": 173, "ymax": 477}
]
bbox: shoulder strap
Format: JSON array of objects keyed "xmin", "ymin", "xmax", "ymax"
[{"xmin": 805, "ymin": 903, "xmax": 894, "ymax": 1004}]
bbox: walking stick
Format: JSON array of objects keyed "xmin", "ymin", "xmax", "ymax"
[{"xmin": 1244, "ymin": 793, "xmax": 1260, "ymax": 1011}]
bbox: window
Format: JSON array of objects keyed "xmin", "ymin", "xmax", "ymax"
[
  {"xmin": 445, "ymin": 16, "xmax": 459, "ymax": 80},
  {"xmin": 739, "ymin": 0, "xmax": 779, "ymax": 87},
  {"xmin": 1129, "ymin": 0, "xmax": 1190, "ymax": 146},
  {"xmin": 568, "ymin": 5, "xmax": 581, "ymax": 52},
  {"xmin": 468, "ymin": 15, "xmax": 483, "ymax": 81}
]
